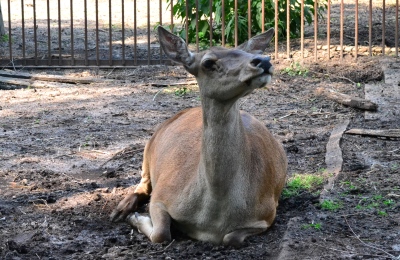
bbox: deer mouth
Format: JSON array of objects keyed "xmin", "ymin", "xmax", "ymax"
[{"xmin": 249, "ymin": 57, "xmax": 274, "ymax": 88}]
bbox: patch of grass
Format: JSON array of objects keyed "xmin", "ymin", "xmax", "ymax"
[
  {"xmin": 281, "ymin": 62, "xmax": 309, "ymax": 77},
  {"xmin": 355, "ymin": 194, "xmax": 396, "ymax": 213},
  {"xmin": 302, "ymin": 222, "xmax": 322, "ymax": 230},
  {"xmin": 340, "ymin": 180, "xmax": 358, "ymax": 191},
  {"xmin": 377, "ymin": 210, "xmax": 388, "ymax": 217},
  {"xmin": 390, "ymin": 163, "xmax": 399, "ymax": 170},
  {"xmin": 1, "ymin": 34, "xmax": 9, "ymax": 43},
  {"xmin": 383, "ymin": 199, "xmax": 395, "ymax": 206},
  {"xmin": 320, "ymin": 200, "xmax": 342, "ymax": 211},
  {"xmin": 174, "ymin": 87, "xmax": 189, "ymax": 97},
  {"xmin": 282, "ymin": 173, "xmax": 324, "ymax": 198}
]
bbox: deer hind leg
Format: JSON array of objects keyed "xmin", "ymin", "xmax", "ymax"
[
  {"xmin": 222, "ymin": 222, "xmax": 269, "ymax": 248},
  {"xmin": 110, "ymin": 168, "xmax": 152, "ymax": 222},
  {"xmin": 128, "ymin": 202, "xmax": 172, "ymax": 243}
]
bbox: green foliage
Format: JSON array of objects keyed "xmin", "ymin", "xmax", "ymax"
[
  {"xmin": 340, "ymin": 180, "xmax": 357, "ymax": 191},
  {"xmin": 174, "ymin": 87, "xmax": 189, "ymax": 96},
  {"xmin": 167, "ymin": 0, "xmax": 327, "ymax": 46},
  {"xmin": 355, "ymin": 195, "xmax": 396, "ymax": 216},
  {"xmin": 320, "ymin": 200, "xmax": 342, "ymax": 211},
  {"xmin": 302, "ymin": 222, "xmax": 322, "ymax": 230},
  {"xmin": 377, "ymin": 210, "xmax": 387, "ymax": 217},
  {"xmin": 282, "ymin": 173, "xmax": 324, "ymax": 198},
  {"xmin": 383, "ymin": 199, "xmax": 395, "ymax": 206},
  {"xmin": 281, "ymin": 62, "xmax": 309, "ymax": 77},
  {"xmin": 1, "ymin": 34, "xmax": 9, "ymax": 43}
]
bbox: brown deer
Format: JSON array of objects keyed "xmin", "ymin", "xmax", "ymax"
[{"xmin": 110, "ymin": 26, "xmax": 287, "ymax": 247}]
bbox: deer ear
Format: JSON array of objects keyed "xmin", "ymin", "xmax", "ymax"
[
  {"xmin": 158, "ymin": 26, "xmax": 195, "ymax": 66},
  {"xmin": 237, "ymin": 28, "xmax": 275, "ymax": 54}
]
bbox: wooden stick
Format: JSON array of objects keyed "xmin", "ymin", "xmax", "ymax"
[
  {"xmin": 315, "ymin": 87, "xmax": 378, "ymax": 111},
  {"xmin": 345, "ymin": 129, "xmax": 400, "ymax": 138}
]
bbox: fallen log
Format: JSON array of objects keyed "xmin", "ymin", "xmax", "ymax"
[
  {"xmin": 0, "ymin": 70, "xmax": 99, "ymax": 84},
  {"xmin": 320, "ymin": 120, "xmax": 350, "ymax": 201},
  {"xmin": 0, "ymin": 76, "xmax": 31, "ymax": 89},
  {"xmin": 345, "ymin": 129, "xmax": 400, "ymax": 138},
  {"xmin": 150, "ymin": 80, "xmax": 198, "ymax": 87},
  {"xmin": 315, "ymin": 87, "xmax": 378, "ymax": 111}
]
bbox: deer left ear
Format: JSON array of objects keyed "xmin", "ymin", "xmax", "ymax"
[
  {"xmin": 237, "ymin": 28, "xmax": 275, "ymax": 54},
  {"xmin": 158, "ymin": 26, "xmax": 195, "ymax": 67}
]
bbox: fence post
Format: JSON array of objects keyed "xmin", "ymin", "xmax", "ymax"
[{"xmin": 0, "ymin": 3, "xmax": 5, "ymax": 36}]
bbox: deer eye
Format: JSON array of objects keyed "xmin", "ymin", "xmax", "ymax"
[{"xmin": 202, "ymin": 59, "xmax": 216, "ymax": 70}]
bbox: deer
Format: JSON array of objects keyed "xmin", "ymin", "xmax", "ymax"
[{"xmin": 110, "ymin": 26, "xmax": 287, "ymax": 247}]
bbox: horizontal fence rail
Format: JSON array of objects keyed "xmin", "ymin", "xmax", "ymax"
[{"xmin": 0, "ymin": 0, "xmax": 399, "ymax": 69}]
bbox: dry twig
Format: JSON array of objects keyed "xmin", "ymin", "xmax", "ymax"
[
  {"xmin": 149, "ymin": 239, "xmax": 176, "ymax": 255},
  {"xmin": 344, "ymin": 217, "xmax": 398, "ymax": 259}
]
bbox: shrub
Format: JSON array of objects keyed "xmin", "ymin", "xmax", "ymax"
[{"xmin": 167, "ymin": 0, "xmax": 327, "ymax": 46}]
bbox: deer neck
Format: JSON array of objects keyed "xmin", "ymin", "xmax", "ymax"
[{"xmin": 199, "ymin": 97, "xmax": 248, "ymax": 191}]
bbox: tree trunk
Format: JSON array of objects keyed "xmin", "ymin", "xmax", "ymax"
[{"xmin": 0, "ymin": 3, "xmax": 5, "ymax": 36}]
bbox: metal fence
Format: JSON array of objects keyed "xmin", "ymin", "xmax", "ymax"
[{"xmin": 0, "ymin": 0, "xmax": 399, "ymax": 69}]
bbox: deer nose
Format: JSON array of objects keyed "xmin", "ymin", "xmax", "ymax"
[{"xmin": 250, "ymin": 57, "xmax": 274, "ymax": 75}]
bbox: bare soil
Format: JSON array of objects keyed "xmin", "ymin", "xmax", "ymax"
[
  {"xmin": 1, "ymin": 55, "xmax": 399, "ymax": 259},
  {"xmin": 1, "ymin": 0, "xmax": 400, "ymax": 259}
]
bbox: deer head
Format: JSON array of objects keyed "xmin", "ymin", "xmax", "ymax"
[{"xmin": 158, "ymin": 26, "xmax": 275, "ymax": 102}]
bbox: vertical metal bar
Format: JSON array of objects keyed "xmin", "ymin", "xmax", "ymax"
[
  {"xmin": 340, "ymin": 0, "xmax": 343, "ymax": 61},
  {"xmin": 222, "ymin": 0, "xmax": 225, "ymax": 46},
  {"xmin": 262, "ymin": 0, "xmax": 265, "ymax": 32},
  {"xmin": 95, "ymin": 0, "xmax": 99, "ymax": 65},
  {"xmin": 355, "ymin": 0, "xmax": 358, "ymax": 59},
  {"xmin": 33, "ymin": 0, "xmax": 37, "ymax": 65},
  {"xmin": 235, "ymin": 0, "xmax": 238, "ymax": 47},
  {"xmin": 21, "ymin": 0, "xmax": 26, "ymax": 65},
  {"xmin": 109, "ymin": 0, "xmax": 113, "ymax": 65},
  {"xmin": 159, "ymin": 0, "xmax": 163, "ymax": 63},
  {"xmin": 274, "ymin": 0, "xmax": 278, "ymax": 59},
  {"xmin": 170, "ymin": 0, "xmax": 174, "ymax": 32},
  {"xmin": 7, "ymin": 0, "xmax": 12, "ymax": 62},
  {"xmin": 196, "ymin": 0, "xmax": 199, "ymax": 51},
  {"xmin": 369, "ymin": 0, "xmax": 372, "ymax": 56},
  {"xmin": 209, "ymin": 0, "xmax": 213, "ymax": 47},
  {"xmin": 134, "ymin": 0, "xmax": 137, "ymax": 65},
  {"xmin": 301, "ymin": 0, "xmax": 304, "ymax": 60},
  {"xmin": 70, "ymin": 0, "xmax": 74, "ymax": 65},
  {"xmin": 47, "ymin": 0, "xmax": 51, "ymax": 65},
  {"xmin": 287, "ymin": 0, "xmax": 290, "ymax": 58},
  {"xmin": 147, "ymin": 0, "xmax": 151, "ymax": 65},
  {"xmin": 248, "ymin": 0, "xmax": 251, "ymax": 40},
  {"xmin": 396, "ymin": 0, "xmax": 399, "ymax": 57},
  {"xmin": 314, "ymin": 0, "xmax": 318, "ymax": 61},
  {"xmin": 382, "ymin": 0, "xmax": 385, "ymax": 56},
  {"xmin": 58, "ymin": 0, "xmax": 62, "ymax": 66},
  {"xmin": 327, "ymin": 0, "xmax": 330, "ymax": 59},
  {"xmin": 185, "ymin": 0, "xmax": 188, "ymax": 43},
  {"xmin": 122, "ymin": 0, "xmax": 125, "ymax": 65},
  {"xmin": 84, "ymin": 0, "xmax": 88, "ymax": 66}
]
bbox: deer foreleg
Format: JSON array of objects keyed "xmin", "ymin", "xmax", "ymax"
[{"xmin": 128, "ymin": 202, "xmax": 172, "ymax": 243}]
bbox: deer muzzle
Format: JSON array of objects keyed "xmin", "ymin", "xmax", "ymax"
[{"xmin": 250, "ymin": 56, "xmax": 274, "ymax": 75}]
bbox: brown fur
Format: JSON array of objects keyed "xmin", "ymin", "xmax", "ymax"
[{"xmin": 110, "ymin": 27, "xmax": 287, "ymax": 247}]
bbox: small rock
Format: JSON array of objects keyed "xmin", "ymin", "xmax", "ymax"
[
  {"xmin": 392, "ymin": 244, "xmax": 400, "ymax": 251},
  {"xmin": 94, "ymin": 193, "xmax": 102, "ymax": 201}
]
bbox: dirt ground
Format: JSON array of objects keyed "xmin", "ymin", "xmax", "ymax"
[
  {"xmin": 1, "ymin": 54, "xmax": 399, "ymax": 259},
  {"xmin": 1, "ymin": 0, "xmax": 400, "ymax": 259}
]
